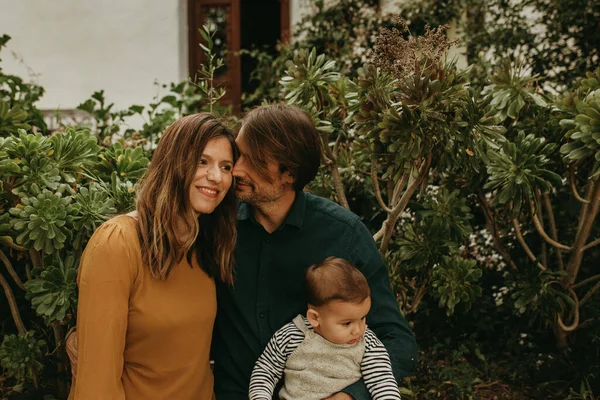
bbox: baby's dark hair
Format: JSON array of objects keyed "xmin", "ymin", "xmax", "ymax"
[{"xmin": 305, "ymin": 257, "xmax": 371, "ymax": 307}]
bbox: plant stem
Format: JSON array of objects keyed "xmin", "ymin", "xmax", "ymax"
[
  {"xmin": 573, "ymin": 273, "xmax": 600, "ymax": 290},
  {"xmin": 556, "ymin": 288, "xmax": 579, "ymax": 332},
  {"xmin": 52, "ymin": 322, "xmax": 68, "ymax": 398},
  {"xmin": 536, "ymin": 192, "xmax": 548, "ymax": 269},
  {"xmin": 566, "ymin": 180, "xmax": 600, "ymax": 285},
  {"xmin": 530, "ymin": 200, "xmax": 572, "ymax": 251},
  {"xmin": 511, "ymin": 218, "xmax": 546, "ymax": 271},
  {"xmin": 0, "ymin": 270, "xmax": 27, "ymax": 334},
  {"xmin": 0, "ymin": 249, "xmax": 26, "ymax": 290},
  {"xmin": 322, "ymin": 134, "xmax": 349, "ymax": 209},
  {"xmin": 580, "ymin": 280, "xmax": 600, "ymax": 307},
  {"xmin": 477, "ymin": 192, "xmax": 518, "ymax": 270},
  {"xmin": 0, "ymin": 237, "xmax": 27, "ymax": 251},
  {"xmin": 569, "ymin": 165, "xmax": 590, "ymax": 204},
  {"xmin": 29, "ymin": 249, "xmax": 43, "ymax": 269},
  {"xmin": 542, "ymin": 193, "xmax": 564, "ymax": 270},
  {"xmin": 371, "ymin": 159, "xmax": 392, "ymax": 213},
  {"xmin": 582, "ymin": 237, "xmax": 600, "ymax": 251},
  {"xmin": 379, "ymin": 153, "xmax": 431, "ymax": 253}
]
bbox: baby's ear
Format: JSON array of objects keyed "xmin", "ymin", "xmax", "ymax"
[{"xmin": 306, "ymin": 308, "xmax": 320, "ymax": 328}]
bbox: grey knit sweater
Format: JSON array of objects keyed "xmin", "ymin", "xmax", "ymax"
[{"xmin": 249, "ymin": 314, "xmax": 402, "ymax": 400}]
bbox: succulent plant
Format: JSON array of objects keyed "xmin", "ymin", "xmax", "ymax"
[
  {"xmin": 9, "ymin": 189, "xmax": 77, "ymax": 254},
  {"xmin": 559, "ymin": 88, "xmax": 600, "ymax": 178},
  {"xmin": 72, "ymin": 185, "xmax": 116, "ymax": 247},
  {"xmin": 50, "ymin": 127, "xmax": 100, "ymax": 183},
  {"xmin": 419, "ymin": 188, "xmax": 473, "ymax": 242},
  {"xmin": 510, "ymin": 269, "xmax": 566, "ymax": 317},
  {"xmin": 0, "ymin": 136, "xmax": 19, "ymax": 175},
  {"xmin": 484, "ymin": 131, "xmax": 562, "ymax": 215},
  {"xmin": 431, "ymin": 256, "xmax": 482, "ymax": 316},
  {"xmin": 97, "ymin": 141, "xmax": 149, "ymax": 181},
  {"xmin": 5, "ymin": 130, "xmax": 51, "ymax": 161},
  {"xmin": 95, "ymin": 171, "xmax": 137, "ymax": 213},
  {"xmin": 280, "ymin": 47, "xmax": 341, "ymax": 112},
  {"xmin": 10, "ymin": 156, "xmax": 61, "ymax": 197},
  {"xmin": 483, "ymin": 58, "xmax": 548, "ymax": 122},
  {"xmin": 25, "ymin": 255, "xmax": 78, "ymax": 323},
  {"xmin": 0, "ymin": 331, "xmax": 45, "ymax": 385},
  {"xmin": 0, "ymin": 103, "xmax": 31, "ymax": 137}
]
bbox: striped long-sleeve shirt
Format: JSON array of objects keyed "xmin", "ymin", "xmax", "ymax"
[{"xmin": 249, "ymin": 315, "xmax": 402, "ymax": 400}]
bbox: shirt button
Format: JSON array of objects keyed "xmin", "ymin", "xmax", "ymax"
[{"xmin": 259, "ymin": 313, "xmax": 265, "ymax": 319}]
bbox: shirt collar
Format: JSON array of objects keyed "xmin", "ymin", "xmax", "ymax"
[{"xmin": 236, "ymin": 190, "xmax": 306, "ymax": 229}]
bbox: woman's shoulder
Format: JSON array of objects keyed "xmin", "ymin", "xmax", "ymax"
[
  {"xmin": 94, "ymin": 214, "xmax": 138, "ymax": 238},
  {"xmin": 84, "ymin": 214, "xmax": 141, "ymax": 257},
  {"xmin": 79, "ymin": 214, "xmax": 142, "ymax": 283}
]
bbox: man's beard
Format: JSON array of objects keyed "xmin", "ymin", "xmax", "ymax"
[{"xmin": 235, "ymin": 182, "xmax": 286, "ymax": 206}]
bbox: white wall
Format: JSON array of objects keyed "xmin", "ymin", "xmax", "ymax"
[{"xmin": 0, "ymin": 0, "xmax": 187, "ymax": 111}]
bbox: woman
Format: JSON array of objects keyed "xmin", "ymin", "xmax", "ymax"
[{"xmin": 69, "ymin": 113, "xmax": 237, "ymax": 399}]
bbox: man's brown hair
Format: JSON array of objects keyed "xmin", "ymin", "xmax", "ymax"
[
  {"xmin": 240, "ymin": 104, "xmax": 321, "ymax": 191},
  {"xmin": 305, "ymin": 257, "xmax": 371, "ymax": 307},
  {"xmin": 136, "ymin": 113, "xmax": 237, "ymax": 283}
]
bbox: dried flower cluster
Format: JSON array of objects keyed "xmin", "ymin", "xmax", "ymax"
[{"xmin": 373, "ymin": 16, "xmax": 459, "ymax": 80}]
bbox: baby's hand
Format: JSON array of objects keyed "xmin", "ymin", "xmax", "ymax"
[{"xmin": 322, "ymin": 393, "xmax": 353, "ymax": 400}]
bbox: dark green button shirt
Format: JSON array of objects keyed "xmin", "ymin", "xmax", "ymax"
[{"xmin": 213, "ymin": 191, "xmax": 417, "ymax": 399}]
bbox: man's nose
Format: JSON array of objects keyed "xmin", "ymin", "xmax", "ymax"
[{"xmin": 232, "ymin": 159, "xmax": 244, "ymax": 178}]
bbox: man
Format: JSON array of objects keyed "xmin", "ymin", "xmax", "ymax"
[{"xmin": 212, "ymin": 104, "xmax": 417, "ymax": 399}]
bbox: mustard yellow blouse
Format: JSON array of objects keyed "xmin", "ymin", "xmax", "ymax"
[{"xmin": 69, "ymin": 215, "xmax": 216, "ymax": 400}]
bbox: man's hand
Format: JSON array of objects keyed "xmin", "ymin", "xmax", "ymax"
[
  {"xmin": 323, "ymin": 393, "xmax": 353, "ymax": 400},
  {"xmin": 65, "ymin": 328, "xmax": 79, "ymax": 377}
]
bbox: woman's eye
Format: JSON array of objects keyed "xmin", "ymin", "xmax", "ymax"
[
  {"xmin": 343, "ymin": 322, "xmax": 351, "ymax": 326},
  {"xmin": 198, "ymin": 159, "xmax": 207, "ymax": 166},
  {"xmin": 221, "ymin": 164, "xmax": 233, "ymax": 172}
]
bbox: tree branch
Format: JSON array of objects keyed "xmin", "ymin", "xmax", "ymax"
[
  {"xmin": 569, "ymin": 165, "xmax": 590, "ymax": 204},
  {"xmin": 477, "ymin": 192, "xmax": 518, "ymax": 270},
  {"xmin": 536, "ymin": 192, "xmax": 548, "ymax": 269},
  {"xmin": 0, "ymin": 237, "xmax": 28, "ymax": 252},
  {"xmin": 373, "ymin": 220, "xmax": 387, "ymax": 242},
  {"xmin": 580, "ymin": 280, "xmax": 600, "ymax": 307},
  {"xmin": 511, "ymin": 218, "xmax": 546, "ymax": 271},
  {"xmin": 573, "ymin": 274, "xmax": 600, "ymax": 290},
  {"xmin": 379, "ymin": 154, "xmax": 432, "ymax": 253},
  {"xmin": 29, "ymin": 249, "xmax": 44, "ymax": 270},
  {"xmin": 530, "ymin": 200, "xmax": 572, "ymax": 251},
  {"xmin": 557, "ymin": 288, "xmax": 580, "ymax": 332},
  {"xmin": 320, "ymin": 134, "xmax": 349, "ymax": 210},
  {"xmin": 0, "ymin": 270, "xmax": 27, "ymax": 334},
  {"xmin": 542, "ymin": 192, "xmax": 564, "ymax": 270},
  {"xmin": 566, "ymin": 180, "xmax": 600, "ymax": 285},
  {"xmin": 371, "ymin": 159, "xmax": 393, "ymax": 213},
  {"xmin": 0, "ymin": 249, "xmax": 26, "ymax": 291},
  {"xmin": 582, "ymin": 237, "xmax": 600, "ymax": 251},
  {"xmin": 407, "ymin": 281, "xmax": 428, "ymax": 314},
  {"xmin": 392, "ymin": 171, "xmax": 410, "ymax": 205}
]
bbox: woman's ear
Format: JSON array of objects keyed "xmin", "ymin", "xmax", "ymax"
[{"xmin": 306, "ymin": 308, "xmax": 320, "ymax": 329}]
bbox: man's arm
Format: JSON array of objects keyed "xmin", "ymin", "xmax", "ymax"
[{"xmin": 341, "ymin": 220, "xmax": 418, "ymax": 399}]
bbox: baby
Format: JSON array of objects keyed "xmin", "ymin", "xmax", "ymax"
[{"xmin": 249, "ymin": 256, "xmax": 402, "ymax": 400}]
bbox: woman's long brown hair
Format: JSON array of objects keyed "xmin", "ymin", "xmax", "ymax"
[{"xmin": 135, "ymin": 113, "xmax": 237, "ymax": 284}]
